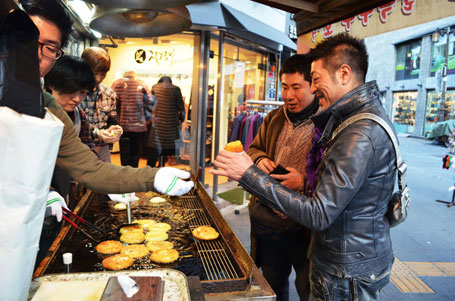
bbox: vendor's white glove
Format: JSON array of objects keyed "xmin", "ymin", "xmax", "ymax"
[
  {"xmin": 108, "ymin": 192, "xmax": 138, "ymax": 204},
  {"xmin": 46, "ymin": 191, "xmax": 69, "ymax": 222},
  {"xmin": 154, "ymin": 167, "xmax": 194, "ymax": 196},
  {"xmin": 98, "ymin": 128, "xmax": 119, "ymax": 144}
]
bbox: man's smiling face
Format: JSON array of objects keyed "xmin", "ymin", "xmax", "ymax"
[{"xmin": 281, "ymin": 72, "xmax": 314, "ymax": 113}]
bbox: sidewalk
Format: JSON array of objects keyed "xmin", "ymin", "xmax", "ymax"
[{"xmin": 209, "ymin": 134, "xmax": 455, "ymax": 300}]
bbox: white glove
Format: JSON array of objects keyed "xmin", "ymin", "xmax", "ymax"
[
  {"xmin": 108, "ymin": 193, "xmax": 138, "ymax": 204},
  {"xmin": 154, "ymin": 167, "xmax": 194, "ymax": 196},
  {"xmin": 46, "ymin": 191, "xmax": 69, "ymax": 222},
  {"xmin": 98, "ymin": 128, "xmax": 119, "ymax": 144},
  {"xmin": 110, "ymin": 125, "xmax": 123, "ymax": 136}
]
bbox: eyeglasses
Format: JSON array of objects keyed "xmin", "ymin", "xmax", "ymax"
[{"xmin": 38, "ymin": 41, "xmax": 64, "ymax": 60}]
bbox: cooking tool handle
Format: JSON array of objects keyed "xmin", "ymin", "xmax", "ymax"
[
  {"xmin": 194, "ymin": 167, "xmax": 202, "ymax": 183},
  {"xmin": 62, "ymin": 207, "xmax": 105, "ymax": 234},
  {"xmin": 127, "ymin": 202, "xmax": 132, "ymax": 224},
  {"xmin": 62, "ymin": 215, "xmax": 98, "ymax": 242}
]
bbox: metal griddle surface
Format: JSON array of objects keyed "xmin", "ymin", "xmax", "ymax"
[
  {"xmin": 42, "ymin": 190, "xmax": 248, "ymax": 294},
  {"xmin": 44, "ymin": 192, "xmax": 203, "ymax": 277}
]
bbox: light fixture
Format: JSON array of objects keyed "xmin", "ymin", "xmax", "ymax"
[
  {"xmin": 83, "ymin": 0, "xmax": 201, "ymax": 9},
  {"xmin": 122, "ymin": 10, "xmax": 158, "ymax": 23},
  {"xmin": 432, "ymin": 29, "xmax": 441, "ymax": 43},
  {"xmin": 89, "ymin": 6, "xmax": 192, "ymax": 37}
]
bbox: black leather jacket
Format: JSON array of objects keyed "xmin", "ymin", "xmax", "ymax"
[{"xmin": 240, "ymin": 81, "xmax": 396, "ymax": 277}]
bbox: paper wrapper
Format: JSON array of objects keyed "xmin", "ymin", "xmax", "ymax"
[{"xmin": 0, "ymin": 107, "xmax": 63, "ymax": 301}]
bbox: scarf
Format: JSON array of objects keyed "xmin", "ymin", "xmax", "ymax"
[
  {"xmin": 286, "ymin": 97, "xmax": 319, "ymax": 126},
  {"xmin": 305, "ymin": 125, "xmax": 326, "ymax": 196}
]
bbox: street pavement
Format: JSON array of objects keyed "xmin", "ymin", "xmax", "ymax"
[{"xmin": 209, "ymin": 134, "xmax": 455, "ymax": 300}]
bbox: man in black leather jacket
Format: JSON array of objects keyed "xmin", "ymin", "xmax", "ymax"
[{"xmin": 212, "ymin": 33, "xmax": 397, "ymax": 300}]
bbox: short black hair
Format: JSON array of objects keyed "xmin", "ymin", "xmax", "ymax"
[
  {"xmin": 309, "ymin": 33, "xmax": 368, "ymax": 82},
  {"xmin": 279, "ymin": 54, "xmax": 312, "ymax": 83},
  {"xmin": 158, "ymin": 76, "xmax": 172, "ymax": 84},
  {"xmin": 20, "ymin": 0, "xmax": 73, "ymax": 48},
  {"xmin": 44, "ymin": 55, "xmax": 95, "ymax": 94}
]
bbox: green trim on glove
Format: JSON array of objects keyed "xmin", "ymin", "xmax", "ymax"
[
  {"xmin": 46, "ymin": 198, "xmax": 61, "ymax": 206},
  {"xmin": 165, "ymin": 176, "xmax": 178, "ymax": 194}
]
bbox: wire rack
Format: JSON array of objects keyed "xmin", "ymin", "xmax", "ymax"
[{"xmin": 180, "ymin": 193, "xmax": 240, "ymax": 281}]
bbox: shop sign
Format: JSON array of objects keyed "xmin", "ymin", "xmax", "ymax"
[
  {"xmin": 134, "ymin": 48, "xmax": 176, "ymax": 65},
  {"xmin": 266, "ymin": 71, "xmax": 276, "ymax": 101},
  {"xmin": 305, "ymin": 0, "xmax": 424, "ymax": 46},
  {"xmin": 268, "ymin": 88, "xmax": 276, "ymax": 100}
]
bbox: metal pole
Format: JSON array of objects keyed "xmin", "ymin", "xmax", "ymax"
[
  {"xmin": 212, "ymin": 31, "xmax": 225, "ymax": 202},
  {"xmin": 439, "ymin": 27, "xmax": 450, "ymax": 121}
]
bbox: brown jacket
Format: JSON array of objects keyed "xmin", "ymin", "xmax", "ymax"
[
  {"xmin": 45, "ymin": 92, "xmax": 157, "ymax": 194},
  {"xmin": 246, "ymin": 104, "xmax": 315, "ymax": 261}
]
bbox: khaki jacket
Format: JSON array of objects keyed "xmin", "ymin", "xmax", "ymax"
[{"xmin": 45, "ymin": 92, "xmax": 157, "ymax": 194}]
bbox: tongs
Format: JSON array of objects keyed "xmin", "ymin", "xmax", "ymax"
[{"xmin": 62, "ymin": 207, "xmax": 106, "ymax": 242}]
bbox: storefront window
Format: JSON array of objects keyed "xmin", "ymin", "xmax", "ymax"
[
  {"xmin": 392, "ymin": 91, "xmax": 417, "ymax": 133},
  {"xmin": 425, "ymin": 90, "xmax": 455, "ymax": 132},
  {"xmin": 430, "ymin": 31, "xmax": 455, "ymax": 77},
  {"xmin": 218, "ymin": 40, "xmax": 267, "ymax": 148},
  {"xmin": 101, "ymin": 34, "xmax": 196, "ymax": 102},
  {"xmin": 395, "ymin": 40, "xmax": 421, "ymax": 80},
  {"xmin": 99, "ymin": 33, "xmax": 197, "ymax": 168}
]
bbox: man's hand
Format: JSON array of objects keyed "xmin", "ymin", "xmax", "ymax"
[
  {"xmin": 211, "ymin": 150, "xmax": 254, "ymax": 181},
  {"xmin": 99, "ymin": 125, "xmax": 123, "ymax": 143},
  {"xmin": 154, "ymin": 167, "xmax": 194, "ymax": 196},
  {"xmin": 98, "ymin": 129, "xmax": 117, "ymax": 144},
  {"xmin": 270, "ymin": 167, "xmax": 302, "ymax": 191},
  {"xmin": 257, "ymin": 157, "xmax": 276, "ymax": 174},
  {"xmin": 46, "ymin": 191, "xmax": 68, "ymax": 222}
]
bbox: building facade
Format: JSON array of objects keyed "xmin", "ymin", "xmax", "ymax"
[{"xmin": 298, "ymin": 0, "xmax": 455, "ymax": 136}]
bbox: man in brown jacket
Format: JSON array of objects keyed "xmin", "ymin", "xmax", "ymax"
[{"xmin": 247, "ymin": 54, "xmax": 319, "ymax": 301}]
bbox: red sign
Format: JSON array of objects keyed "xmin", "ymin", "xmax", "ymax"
[
  {"xmin": 401, "ymin": 0, "xmax": 416, "ymax": 15},
  {"xmin": 378, "ymin": 1, "xmax": 396, "ymax": 23},
  {"xmin": 311, "ymin": 30, "xmax": 319, "ymax": 42},
  {"xmin": 358, "ymin": 9, "xmax": 374, "ymax": 26},
  {"xmin": 323, "ymin": 25, "xmax": 334, "ymax": 38},
  {"xmin": 341, "ymin": 16, "xmax": 355, "ymax": 32}
]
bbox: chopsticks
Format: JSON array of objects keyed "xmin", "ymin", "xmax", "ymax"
[{"xmin": 62, "ymin": 207, "xmax": 105, "ymax": 235}]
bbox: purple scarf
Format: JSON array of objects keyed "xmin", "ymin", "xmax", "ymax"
[{"xmin": 305, "ymin": 126, "xmax": 327, "ymax": 196}]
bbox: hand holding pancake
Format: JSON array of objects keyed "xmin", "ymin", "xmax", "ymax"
[
  {"xmin": 210, "ymin": 150, "xmax": 254, "ymax": 181},
  {"xmin": 154, "ymin": 167, "xmax": 194, "ymax": 196}
]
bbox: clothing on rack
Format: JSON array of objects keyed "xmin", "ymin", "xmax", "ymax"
[{"xmin": 229, "ymin": 106, "xmax": 277, "ymax": 151}]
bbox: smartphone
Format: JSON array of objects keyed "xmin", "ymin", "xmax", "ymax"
[{"xmin": 269, "ymin": 164, "xmax": 289, "ymax": 181}]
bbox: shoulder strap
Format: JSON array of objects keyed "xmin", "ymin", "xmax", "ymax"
[{"xmin": 331, "ymin": 113, "xmax": 408, "ymax": 192}]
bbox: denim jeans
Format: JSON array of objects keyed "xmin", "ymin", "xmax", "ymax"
[{"xmin": 309, "ymin": 260, "xmax": 393, "ymax": 301}]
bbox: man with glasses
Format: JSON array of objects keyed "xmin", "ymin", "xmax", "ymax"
[
  {"xmin": 38, "ymin": 41, "xmax": 63, "ymax": 60},
  {"xmin": 19, "ymin": 0, "xmax": 194, "ymax": 253}
]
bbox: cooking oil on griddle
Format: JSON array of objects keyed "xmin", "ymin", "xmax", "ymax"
[{"xmin": 46, "ymin": 192, "xmax": 204, "ymax": 278}]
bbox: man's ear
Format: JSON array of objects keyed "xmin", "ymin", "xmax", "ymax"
[{"xmin": 337, "ymin": 64, "xmax": 352, "ymax": 86}]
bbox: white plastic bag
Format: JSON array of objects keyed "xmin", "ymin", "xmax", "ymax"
[{"xmin": 0, "ymin": 107, "xmax": 63, "ymax": 301}]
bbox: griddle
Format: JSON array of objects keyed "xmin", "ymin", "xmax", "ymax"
[{"xmin": 35, "ymin": 183, "xmax": 251, "ymax": 293}]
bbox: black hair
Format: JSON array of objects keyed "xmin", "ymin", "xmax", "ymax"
[
  {"xmin": 20, "ymin": 0, "xmax": 73, "ymax": 48},
  {"xmin": 158, "ymin": 76, "xmax": 172, "ymax": 84},
  {"xmin": 279, "ymin": 54, "xmax": 312, "ymax": 83},
  {"xmin": 309, "ymin": 33, "xmax": 368, "ymax": 82},
  {"xmin": 44, "ymin": 55, "xmax": 95, "ymax": 94}
]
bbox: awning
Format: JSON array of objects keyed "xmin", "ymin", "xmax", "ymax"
[{"xmin": 187, "ymin": 1, "xmax": 296, "ymax": 51}]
